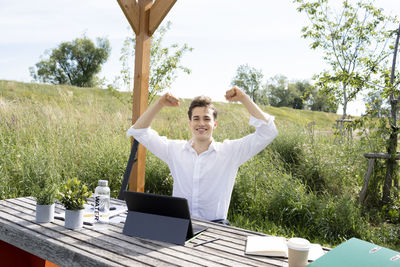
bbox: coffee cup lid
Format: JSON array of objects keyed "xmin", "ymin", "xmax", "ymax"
[{"xmin": 287, "ymin": 238, "xmax": 310, "ymax": 251}]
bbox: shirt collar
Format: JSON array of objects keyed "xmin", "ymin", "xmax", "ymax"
[{"xmin": 184, "ymin": 138, "xmax": 218, "ymax": 152}]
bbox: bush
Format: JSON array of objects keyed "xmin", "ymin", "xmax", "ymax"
[
  {"xmin": 315, "ymin": 193, "xmax": 369, "ymax": 243},
  {"xmin": 144, "ymin": 153, "xmax": 172, "ymax": 195},
  {"xmin": 265, "ymin": 176, "xmax": 315, "ymax": 230},
  {"xmin": 231, "ymin": 162, "xmax": 370, "ymax": 245},
  {"xmin": 268, "ymin": 127, "xmax": 304, "ymax": 172}
]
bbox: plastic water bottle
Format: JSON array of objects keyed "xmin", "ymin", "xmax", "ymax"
[{"xmin": 93, "ymin": 180, "xmax": 110, "ymax": 230}]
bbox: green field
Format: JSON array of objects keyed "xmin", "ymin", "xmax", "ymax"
[{"xmin": 1, "ymin": 80, "xmax": 399, "ymax": 250}]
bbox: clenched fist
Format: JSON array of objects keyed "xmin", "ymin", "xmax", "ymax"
[
  {"xmin": 159, "ymin": 92, "xmax": 180, "ymax": 107},
  {"xmin": 225, "ymin": 86, "xmax": 247, "ymax": 102}
]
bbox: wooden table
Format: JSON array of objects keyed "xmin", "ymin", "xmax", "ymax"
[{"xmin": 0, "ymin": 197, "xmax": 325, "ymax": 267}]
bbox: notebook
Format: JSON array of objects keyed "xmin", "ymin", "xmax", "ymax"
[
  {"xmin": 307, "ymin": 237, "xmax": 400, "ymax": 267},
  {"xmin": 245, "ymin": 236, "xmax": 325, "ymax": 261},
  {"xmin": 123, "ymin": 191, "xmax": 207, "ymax": 244}
]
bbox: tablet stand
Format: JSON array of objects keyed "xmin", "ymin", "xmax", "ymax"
[{"xmin": 122, "ymin": 211, "xmax": 190, "ymax": 245}]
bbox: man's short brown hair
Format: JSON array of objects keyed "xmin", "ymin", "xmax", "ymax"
[{"xmin": 188, "ymin": 96, "xmax": 218, "ymax": 120}]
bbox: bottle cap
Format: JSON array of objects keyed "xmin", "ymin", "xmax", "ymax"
[{"xmin": 98, "ymin": 180, "xmax": 108, "ymax": 187}]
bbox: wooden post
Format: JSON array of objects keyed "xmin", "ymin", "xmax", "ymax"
[
  {"xmin": 117, "ymin": 0, "xmax": 177, "ymax": 192},
  {"xmin": 129, "ymin": 0, "xmax": 152, "ymax": 192},
  {"xmin": 359, "ymin": 158, "xmax": 375, "ymax": 204},
  {"xmin": 360, "ymin": 153, "xmax": 400, "ymax": 206}
]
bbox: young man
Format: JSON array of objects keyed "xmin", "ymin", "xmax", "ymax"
[{"xmin": 127, "ymin": 87, "xmax": 278, "ymax": 224}]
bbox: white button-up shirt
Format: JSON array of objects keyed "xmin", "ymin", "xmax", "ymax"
[{"xmin": 127, "ymin": 114, "xmax": 278, "ymax": 221}]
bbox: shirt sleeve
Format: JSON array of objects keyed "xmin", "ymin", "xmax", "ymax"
[
  {"xmin": 126, "ymin": 127, "xmax": 170, "ymax": 164},
  {"xmin": 228, "ymin": 112, "xmax": 278, "ymax": 167}
]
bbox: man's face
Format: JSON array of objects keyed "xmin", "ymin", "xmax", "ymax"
[{"xmin": 189, "ymin": 106, "xmax": 217, "ymax": 142}]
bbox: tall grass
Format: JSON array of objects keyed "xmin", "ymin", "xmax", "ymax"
[
  {"xmin": 1, "ymin": 80, "xmax": 399, "ymax": 250},
  {"xmin": 229, "ymin": 126, "xmax": 399, "ymax": 249},
  {"xmin": 0, "ymin": 81, "xmax": 131, "ymax": 197}
]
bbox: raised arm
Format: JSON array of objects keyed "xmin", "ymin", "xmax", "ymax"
[
  {"xmin": 133, "ymin": 93, "xmax": 180, "ymax": 129},
  {"xmin": 225, "ymin": 87, "xmax": 269, "ymax": 123}
]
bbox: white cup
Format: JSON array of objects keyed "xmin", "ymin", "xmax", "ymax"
[{"xmin": 287, "ymin": 237, "xmax": 310, "ymax": 267}]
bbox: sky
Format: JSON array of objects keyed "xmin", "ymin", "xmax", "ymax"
[{"xmin": 1, "ymin": 0, "xmax": 399, "ymax": 116}]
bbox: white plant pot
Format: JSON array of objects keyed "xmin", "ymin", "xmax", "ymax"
[
  {"xmin": 64, "ymin": 209, "xmax": 84, "ymax": 230},
  {"xmin": 36, "ymin": 204, "xmax": 55, "ymax": 223}
]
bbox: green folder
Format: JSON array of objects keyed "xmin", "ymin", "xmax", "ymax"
[{"xmin": 307, "ymin": 238, "xmax": 400, "ymax": 267}]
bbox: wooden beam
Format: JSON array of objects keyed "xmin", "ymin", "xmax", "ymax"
[
  {"xmin": 116, "ymin": 0, "xmax": 176, "ymax": 193},
  {"xmin": 359, "ymin": 158, "xmax": 375, "ymax": 204},
  {"xmin": 148, "ymin": 0, "xmax": 177, "ymax": 35},
  {"xmin": 128, "ymin": 0, "xmax": 153, "ymax": 193},
  {"xmin": 117, "ymin": 0, "xmax": 140, "ymax": 35},
  {"xmin": 364, "ymin": 152, "xmax": 400, "ymax": 160}
]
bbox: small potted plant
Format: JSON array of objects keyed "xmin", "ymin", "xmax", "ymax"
[
  {"xmin": 32, "ymin": 177, "xmax": 58, "ymax": 223},
  {"xmin": 58, "ymin": 177, "xmax": 91, "ymax": 230}
]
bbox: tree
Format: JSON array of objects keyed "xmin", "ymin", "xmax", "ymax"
[
  {"xmin": 309, "ymin": 86, "xmax": 338, "ymax": 112},
  {"xmin": 363, "ymin": 89, "xmax": 389, "ymax": 118},
  {"xmin": 292, "ymin": 80, "xmax": 313, "ymax": 109},
  {"xmin": 382, "ymin": 23, "xmax": 400, "ymax": 204},
  {"xmin": 266, "ymin": 75, "xmax": 312, "ymax": 109},
  {"xmin": 30, "ymin": 36, "xmax": 110, "ymax": 87},
  {"xmin": 294, "ymin": 0, "xmax": 396, "ymax": 119},
  {"xmin": 120, "ymin": 22, "xmax": 193, "ymax": 104},
  {"xmin": 348, "ymin": 24, "xmax": 400, "ymax": 206},
  {"xmin": 231, "ymin": 64, "xmax": 264, "ymax": 103},
  {"xmin": 255, "ymin": 86, "xmax": 270, "ymax": 106},
  {"xmin": 267, "ymin": 75, "xmax": 292, "ymax": 107}
]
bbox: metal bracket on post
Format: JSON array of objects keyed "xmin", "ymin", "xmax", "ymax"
[{"xmin": 118, "ymin": 139, "xmax": 140, "ymax": 200}]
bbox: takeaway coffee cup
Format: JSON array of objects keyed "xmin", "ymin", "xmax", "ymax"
[{"xmin": 287, "ymin": 237, "xmax": 310, "ymax": 267}]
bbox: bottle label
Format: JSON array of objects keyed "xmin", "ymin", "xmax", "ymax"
[{"xmin": 94, "ymin": 195, "xmax": 110, "ymax": 223}]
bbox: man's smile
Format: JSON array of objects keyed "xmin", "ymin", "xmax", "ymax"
[{"xmin": 196, "ymin": 127, "xmax": 208, "ymax": 134}]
